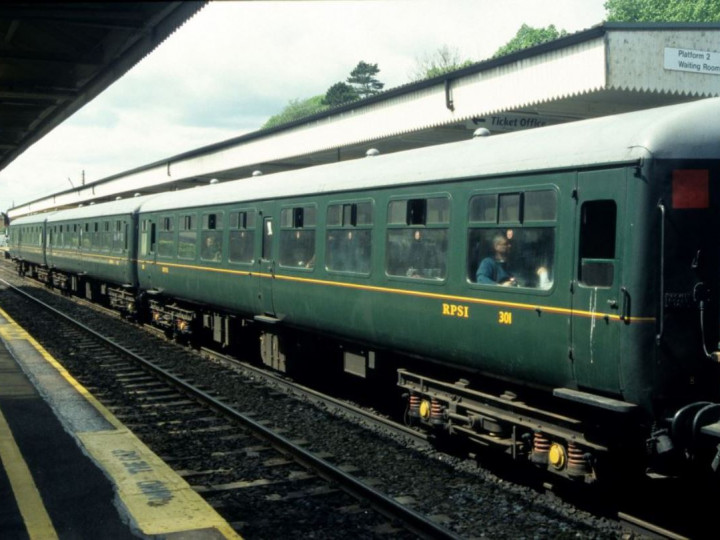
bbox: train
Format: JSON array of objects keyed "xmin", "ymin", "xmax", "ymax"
[{"xmin": 8, "ymin": 98, "xmax": 720, "ymax": 483}]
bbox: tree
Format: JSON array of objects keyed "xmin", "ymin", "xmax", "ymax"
[
  {"xmin": 347, "ymin": 61, "xmax": 384, "ymax": 99},
  {"xmin": 262, "ymin": 95, "xmax": 327, "ymax": 129},
  {"xmin": 323, "ymin": 82, "xmax": 358, "ymax": 107},
  {"xmin": 409, "ymin": 45, "xmax": 474, "ymax": 81},
  {"xmin": 493, "ymin": 24, "xmax": 567, "ymax": 58},
  {"xmin": 605, "ymin": 0, "xmax": 720, "ymax": 22},
  {"xmin": 261, "ymin": 61, "xmax": 384, "ymax": 129}
]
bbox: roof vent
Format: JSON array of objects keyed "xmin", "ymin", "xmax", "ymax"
[
  {"xmin": 209, "ymin": 178, "xmax": 219, "ymax": 185},
  {"xmin": 366, "ymin": 148, "xmax": 380, "ymax": 157},
  {"xmin": 473, "ymin": 128, "xmax": 491, "ymax": 138},
  {"xmin": 252, "ymin": 170, "xmax": 263, "ymax": 177}
]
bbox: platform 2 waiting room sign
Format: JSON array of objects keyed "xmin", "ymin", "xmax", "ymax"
[{"xmin": 664, "ymin": 47, "xmax": 720, "ymax": 75}]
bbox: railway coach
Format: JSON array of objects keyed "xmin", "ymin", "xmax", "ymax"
[
  {"xmin": 7, "ymin": 212, "xmax": 51, "ymax": 275},
  {"xmin": 9, "ymin": 98, "xmax": 720, "ymax": 482},
  {"xmin": 42, "ymin": 197, "xmax": 152, "ymax": 309},
  {"xmin": 9, "ymin": 196, "xmax": 154, "ymax": 312}
]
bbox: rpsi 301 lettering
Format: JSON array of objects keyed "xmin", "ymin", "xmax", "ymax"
[{"xmin": 442, "ymin": 303, "xmax": 469, "ymax": 318}]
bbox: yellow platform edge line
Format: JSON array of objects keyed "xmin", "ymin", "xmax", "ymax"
[
  {"xmin": 0, "ymin": 306, "xmax": 242, "ymax": 540},
  {"xmin": 0, "ymin": 407, "xmax": 59, "ymax": 540}
]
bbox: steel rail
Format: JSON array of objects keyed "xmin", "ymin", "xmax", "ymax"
[
  {"xmin": 200, "ymin": 347, "xmax": 431, "ymax": 446},
  {"xmin": 1, "ymin": 278, "xmax": 462, "ymax": 540},
  {"xmin": 618, "ymin": 512, "xmax": 688, "ymax": 540}
]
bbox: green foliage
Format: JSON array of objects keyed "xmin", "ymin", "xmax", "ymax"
[
  {"xmin": 409, "ymin": 45, "xmax": 474, "ymax": 81},
  {"xmin": 605, "ymin": 0, "xmax": 720, "ymax": 22},
  {"xmin": 262, "ymin": 95, "xmax": 328, "ymax": 129},
  {"xmin": 493, "ymin": 24, "xmax": 567, "ymax": 58},
  {"xmin": 424, "ymin": 61, "xmax": 474, "ymax": 79},
  {"xmin": 261, "ymin": 60, "xmax": 384, "ymax": 129},
  {"xmin": 347, "ymin": 61, "xmax": 385, "ymax": 99},
  {"xmin": 323, "ymin": 82, "xmax": 358, "ymax": 107}
]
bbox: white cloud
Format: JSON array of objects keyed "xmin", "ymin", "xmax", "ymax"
[{"xmin": 0, "ymin": 0, "xmax": 607, "ymax": 211}]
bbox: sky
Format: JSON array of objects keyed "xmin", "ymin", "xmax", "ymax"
[{"xmin": 0, "ymin": 0, "xmax": 608, "ymax": 211}]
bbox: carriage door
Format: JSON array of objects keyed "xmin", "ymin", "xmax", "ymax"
[
  {"xmin": 257, "ymin": 214, "xmax": 276, "ymax": 316},
  {"xmin": 571, "ymin": 169, "xmax": 627, "ymax": 394},
  {"xmin": 139, "ymin": 217, "xmax": 157, "ymax": 287}
]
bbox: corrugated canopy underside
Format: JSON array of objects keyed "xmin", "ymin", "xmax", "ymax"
[{"xmin": 0, "ymin": 2, "xmax": 206, "ymax": 174}]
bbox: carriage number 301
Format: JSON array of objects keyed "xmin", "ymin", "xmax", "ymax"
[{"xmin": 498, "ymin": 311, "xmax": 513, "ymax": 325}]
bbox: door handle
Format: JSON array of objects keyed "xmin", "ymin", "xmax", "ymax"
[{"xmin": 620, "ymin": 287, "xmax": 630, "ymax": 323}]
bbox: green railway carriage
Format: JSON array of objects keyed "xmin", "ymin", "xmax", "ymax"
[
  {"xmin": 42, "ymin": 197, "xmax": 151, "ymax": 306},
  {"xmin": 135, "ymin": 98, "xmax": 720, "ymax": 479},
  {"xmin": 10, "ymin": 98, "xmax": 720, "ymax": 480},
  {"xmin": 8, "ymin": 212, "xmax": 51, "ymax": 273},
  {"xmin": 136, "ymin": 100, "xmax": 687, "ymax": 399}
]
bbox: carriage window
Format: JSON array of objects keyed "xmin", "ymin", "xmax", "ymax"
[
  {"xmin": 201, "ymin": 212, "xmax": 223, "ymax": 262},
  {"xmin": 327, "ymin": 205, "xmax": 342, "ymax": 226},
  {"xmin": 326, "ymin": 202, "xmax": 373, "ymax": 274},
  {"xmin": 229, "ymin": 210, "xmax": 256, "ymax": 264},
  {"xmin": 579, "ymin": 200, "xmax": 616, "ymax": 287},
  {"xmin": 93, "ymin": 222, "xmax": 100, "ymax": 249},
  {"xmin": 262, "ymin": 217, "xmax": 273, "ymax": 260},
  {"xmin": 427, "ymin": 198, "xmax": 450, "ymax": 224},
  {"xmin": 81, "ymin": 223, "xmax": 90, "ymax": 248},
  {"xmin": 280, "ymin": 205, "xmax": 316, "ymax": 268},
  {"xmin": 113, "ymin": 220, "xmax": 125, "ymax": 252},
  {"xmin": 468, "ymin": 190, "xmax": 556, "ymax": 289},
  {"xmin": 499, "ymin": 193, "xmax": 521, "ymax": 223},
  {"xmin": 469, "ymin": 228, "xmax": 554, "ymax": 288},
  {"xmin": 386, "ymin": 197, "xmax": 449, "ymax": 280},
  {"xmin": 407, "ymin": 199, "xmax": 426, "ymax": 225},
  {"xmin": 102, "ymin": 222, "xmax": 110, "ymax": 250},
  {"xmin": 388, "ymin": 200, "xmax": 408, "ymax": 225},
  {"xmin": 178, "ymin": 214, "xmax": 197, "ymax": 260},
  {"xmin": 281, "ymin": 206, "xmax": 316, "ymax": 229},
  {"xmin": 158, "ymin": 216, "xmax": 174, "ymax": 258},
  {"xmin": 140, "ymin": 219, "xmax": 156, "ymax": 255},
  {"xmin": 524, "ymin": 190, "xmax": 557, "ymax": 221},
  {"xmin": 469, "ymin": 194, "xmax": 497, "ymax": 223}
]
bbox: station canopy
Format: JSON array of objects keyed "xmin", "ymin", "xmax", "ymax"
[
  {"xmin": 0, "ymin": 2, "xmax": 205, "ymax": 205},
  {"xmin": 7, "ymin": 22, "xmax": 720, "ymax": 219}
]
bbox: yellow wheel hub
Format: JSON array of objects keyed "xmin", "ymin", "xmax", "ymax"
[
  {"xmin": 548, "ymin": 442, "xmax": 566, "ymax": 469},
  {"xmin": 419, "ymin": 400, "xmax": 431, "ymax": 419}
]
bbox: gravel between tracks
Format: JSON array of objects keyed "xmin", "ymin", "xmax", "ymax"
[{"xmin": 0, "ymin": 272, "xmax": 623, "ymax": 539}]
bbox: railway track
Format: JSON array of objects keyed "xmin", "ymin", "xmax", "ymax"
[
  {"xmin": 198, "ymin": 345, "xmax": 430, "ymax": 447},
  {"xmin": 618, "ymin": 513, "xmax": 690, "ymax": 540},
  {"xmin": 0, "ymin": 277, "xmax": 459, "ymax": 539}
]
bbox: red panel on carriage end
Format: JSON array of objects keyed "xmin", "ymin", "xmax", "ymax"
[{"xmin": 672, "ymin": 169, "xmax": 709, "ymax": 209}]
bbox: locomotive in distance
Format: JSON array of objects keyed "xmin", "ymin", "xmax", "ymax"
[{"xmin": 8, "ymin": 98, "xmax": 720, "ymax": 483}]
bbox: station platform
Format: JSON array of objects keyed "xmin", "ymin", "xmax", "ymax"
[{"xmin": 0, "ymin": 305, "xmax": 241, "ymax": 539}]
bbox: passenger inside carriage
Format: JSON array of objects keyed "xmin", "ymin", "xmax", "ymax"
[
  {"xmin": 201, "ymin": 234, "xmax": 222, "ymax": 261},
  {"xmin": 326, "ymin": 230, "xmax": 371, "ymax": 274},
  {"xmin": 393, "ymin": 229, "xmax": 446, "ymax": 279},
  {"xmin": 476, "ymin": 233, "xmax": 516, "ymax": 286},
  {"xmin": 471, "ymin": 229, "xmax": 553, "ymax": 289}
]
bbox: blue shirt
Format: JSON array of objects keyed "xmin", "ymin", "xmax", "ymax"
[{"xmin": 476, "ymin": 257, "xmax": 512, "ymax": 284}]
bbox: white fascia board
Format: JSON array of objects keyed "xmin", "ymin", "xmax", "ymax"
[
  {"xmin": 151, "ymin": 39, "xmax": 610, "ymax": 181},
  {"xmin": 452, "ymin": 37, "xmax": 608, "ymax": 118}
]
